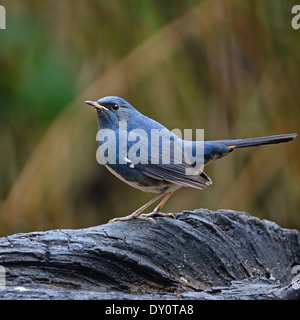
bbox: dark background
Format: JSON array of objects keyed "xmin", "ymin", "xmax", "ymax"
[{"xmin": 0, "ymin": 0, "xmax": 299, "ymax": 235}]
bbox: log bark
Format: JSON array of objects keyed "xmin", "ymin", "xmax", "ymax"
[{"xmin": 0, "ymin": 209, "xmax": 299, "ymax": 300}]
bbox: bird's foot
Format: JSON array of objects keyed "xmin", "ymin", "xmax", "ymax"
[
  {"xmin": 140, "ymin": 211, "xmax": 176, "ymax": 219},
  {"xmin": 108, "ymin": 214, "xmax": 156, "ymax": 224}
]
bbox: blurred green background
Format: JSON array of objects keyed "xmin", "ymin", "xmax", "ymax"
[{"xmin": 0, "ymin": 0, "xmax": 299, "ymax": 236}]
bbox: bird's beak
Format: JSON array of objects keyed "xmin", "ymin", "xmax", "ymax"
[{"xmin": 85, "ymin": 100, "xmax": 109, "ymax": 111}]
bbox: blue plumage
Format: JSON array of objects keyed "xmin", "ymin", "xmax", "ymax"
[{"xmin": 85, "ymin": 96, "xmax": 297, "ymax": 223}]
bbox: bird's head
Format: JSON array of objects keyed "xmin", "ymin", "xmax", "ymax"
[{"xmin": 85, "ymin": 96, "xmax": 139, "ymax": 129}]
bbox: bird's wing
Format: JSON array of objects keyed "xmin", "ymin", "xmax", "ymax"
[
  {"xmin": 140, "ymin": 163, "xmax": 212, "ymax": 190},
  {"xmin": 126, "ymin": 130, "xmax": 212, "ymax": 190}
]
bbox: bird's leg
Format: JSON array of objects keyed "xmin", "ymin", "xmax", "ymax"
[
  {"xmin": 108, "ymin": 192, "xmax": 165, "ymax": 223},
  {"xmin": 140, "ymin": 192, "xmax": 176, "ymax": 219}
]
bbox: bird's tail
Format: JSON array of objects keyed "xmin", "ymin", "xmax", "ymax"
[
  {"xmin": 204, "ymin": 133, "xmax": 297, "ymax": 165},
  {"xmin": 218, "ymin": 133, "xmax": 297, "ymax": 150}
]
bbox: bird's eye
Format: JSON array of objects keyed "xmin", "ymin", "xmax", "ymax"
[{"xmin": 112, "ymin": 104, "xmax": 119, "ymax": 111}]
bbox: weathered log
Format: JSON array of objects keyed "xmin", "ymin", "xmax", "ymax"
[{"xmin": 0, "ymin": 209, "xmax": 299, "ymax": 300}]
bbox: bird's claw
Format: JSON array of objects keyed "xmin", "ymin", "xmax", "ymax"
[
  {"xmin": 108, "ymin": 215, "xmax": 156, "ymax": 224},
  {"xmin": 108, "ymin": 212, "xmax": 175, "ymax": 224}
]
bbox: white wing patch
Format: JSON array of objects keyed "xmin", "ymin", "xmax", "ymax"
[{"xmin": 124, "ymin": 157, "xmax": 134, "ymax": 168}]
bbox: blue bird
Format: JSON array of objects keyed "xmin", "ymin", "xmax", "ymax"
[{"xmin": 85, "ymin": 96, "xmax": 297, "ymax": 223}]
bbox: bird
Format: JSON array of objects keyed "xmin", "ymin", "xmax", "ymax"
[{"xmin": 85, "ymin": 96, "xmax": 297, "ymax": 223}]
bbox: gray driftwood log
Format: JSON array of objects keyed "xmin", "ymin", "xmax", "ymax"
[{"xmin": 0, "ymin": 209, "xmax": 299, "ymax": 300}]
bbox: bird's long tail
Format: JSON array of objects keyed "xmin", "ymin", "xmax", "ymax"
[
  {"xmin": 204, "ymin": 133, "xmax": 297, "ymax": 165},
  {"xmin": 217, "ymin": 133, "xmax": 297, "ymax": 149}
]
